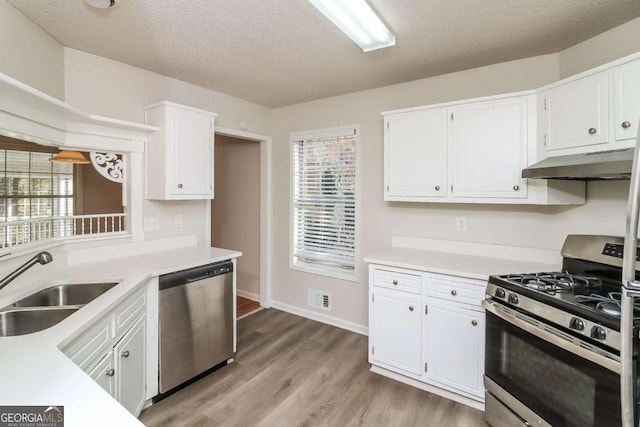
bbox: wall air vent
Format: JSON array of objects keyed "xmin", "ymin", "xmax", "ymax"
[{"xmin": 308, "ymin": 289, "xmax": 331, "ymax": 311}]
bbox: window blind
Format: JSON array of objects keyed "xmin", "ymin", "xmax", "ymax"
[{"xmin": 292, "ymin": 129, "xmax": 356, "ymax": 272}]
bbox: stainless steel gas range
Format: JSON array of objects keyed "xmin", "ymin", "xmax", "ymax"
[{"xmin": 483, "ymin": 235, "xmax": 639, "ymax": 427}]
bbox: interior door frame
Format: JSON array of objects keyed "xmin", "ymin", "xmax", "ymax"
[{"xmin": 206, "ymin": 126, "xmax": 272, "ymax": 308}]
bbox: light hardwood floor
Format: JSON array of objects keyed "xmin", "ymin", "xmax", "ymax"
[
  {"xmin": 237, "ymin": 296, "xmax": 261, "ymax": 319},
  {"xmin": 140, "ymin": 309, "xmax": 485, "ymax": 427}
]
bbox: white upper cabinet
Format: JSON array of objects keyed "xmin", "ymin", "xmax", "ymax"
[
  {"xmin": 542, "ymin": 73, "xmax": 609, "ymax": 151},
  {"xmin": 450, "ymin": 98, "xmax": 527, "ymax": 199},
  {"xmin": 385, "ymin": 108, "xmax": 448, "ymax": 198},
  {"xmin": 382, "ymin": 94, "xmax": 583, "ymax": 204},
  {"xmin": 539, "ymin": 55, "xmax": 640, "ymax": 157},
  {"xmin": 145, "ymin": 102, "xmax": 216, "ymax": 200},
  {"xmin": 613, "ymin": 59, "xmax": 640, "ymax": 142}
]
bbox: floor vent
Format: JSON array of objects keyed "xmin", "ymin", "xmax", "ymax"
[{"xmin": 308, "ymin": 289, "xmax": 331, "ymax": 311}]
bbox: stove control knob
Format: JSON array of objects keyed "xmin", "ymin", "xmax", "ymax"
[
  {"xmin": 569, "ymin": 317, "xmax": 585, "ymax": 331},
  {"xmin": 508, "ymin": 293, "xmax": 519, "ymax": 305},
  {"xmin": 494, "ymin": 288, "xmax": 506, "ymax": 299},
  {"xmin": 591, "ymin": 326, "xmax": 607, "ymax": 341}
]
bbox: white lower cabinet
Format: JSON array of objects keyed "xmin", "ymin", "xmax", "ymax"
[
  {"xmin": 424, "ymin": 300, "xmax": 484, "ymax": 398},
  {"xmin": 63, "ymin": 288, "xmax": 147, "ymax": 417},
  {"xmin": 368, "ymin": 264, "xmax": 485, "ymax": 408},
  {"xmin": 114, "ymin": 318, "xmax": 147, "ymax": 415},
  {"xmin": 371, "ymin": 287, "xmax": 422, "ymax": 377},
  {"xmin": 89, "ymin": 352, "xmax": 115, "ymax": 396}
]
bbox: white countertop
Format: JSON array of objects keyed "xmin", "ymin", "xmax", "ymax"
[
  {"xmin": 364, "ymin": 246, "xmax": 560, "ymax": 280},
  {"xmin": 0, "ymin": 244, "xmax": 241, "ymax": 427}
]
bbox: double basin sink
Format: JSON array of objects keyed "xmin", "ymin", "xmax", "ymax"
[{"xmin": 0, "ymin": 282, "xmax": 118, "ymax": 337}]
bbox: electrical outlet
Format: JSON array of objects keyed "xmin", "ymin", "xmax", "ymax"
[
  {"xmin": 456, "ymin": 217, "xmax": 467, "ymax": 232},
  {"xmin": 143, "ymin": 216, "xmax": 160, "ymax": 232},
  {"xmin": 175, "ymin": 214, "xmax": 184, "ymax": 228}
]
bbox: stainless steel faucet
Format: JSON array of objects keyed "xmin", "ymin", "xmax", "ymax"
[{"xmin": 0, "ymin": 251, "xmax": 53, "ymax": 291}]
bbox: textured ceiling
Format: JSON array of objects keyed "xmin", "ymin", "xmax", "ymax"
[{"xmin": 7, "ymin": 0, "xmax": 640, "ymax": 107}]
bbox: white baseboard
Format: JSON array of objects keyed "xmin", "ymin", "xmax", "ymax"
[
  {"xmin": 370, "ymin": 365, "xmax": 485, "ymax": 411},
  {"xmin": 237, "ymin": 289, "xmax": 260, "ymax": 302},
  {"xmin": 270, "ymin": 300, "xmax": 368, "ymax": 336}
]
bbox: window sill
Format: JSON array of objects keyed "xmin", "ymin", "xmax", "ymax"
[{"xmin": 290, "ymin": 261, "xmax": 359, "ymax": 283}]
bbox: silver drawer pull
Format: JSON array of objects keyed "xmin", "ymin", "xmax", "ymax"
[
  {"xmin": 392, "ymin": 280, "xmax": 398, "ymax": 285},
  {"xmin": 451, "ymin": 290, "xmax": 457, "ymax": 296},
  {"xmin": 434, "ymin": 185, "xmax": 440, "ymax": 191},
  {"xmin": 622, "ymin": 121, "xmax": 631, "ymax": 129},
  {"xmin": 106, "ymin": 369, "xmax": 115, "ymax": 377},
  {"xmin": 178, "ymin": 183, "xmax": 183, "ymax": 188},
  {"xmin": 471, "ymin": 320, "xmax": 478, "ymax": 326},
  {"xmin": 588, "ymin": 127, "xmax": 597, "ymax": 135},
  {"xmin": 409, "ymin": 306, "xmax": 414, "ymax": 312},
  {"xmin": 122, "ymin": 350, "xmax": 130, "ymax": 358},
  {"xmin": 513, "ymin": 185, "xmax": 519, "ymax": 191}
]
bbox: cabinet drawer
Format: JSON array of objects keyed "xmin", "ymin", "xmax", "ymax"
[
  {"xmin": 114, "ymin": 289, "xmax": 146, "ymax": 338},
  {"xmin": 63, "ymin": 316, "xmax": 112, "ymax": 372},
  {"xmin": 427, "ymin": 277, "xmax": 485, "ymax": 306},
  {"xmin": 373, "ymin": 268, "xmax": 422, "ymax": 293}
]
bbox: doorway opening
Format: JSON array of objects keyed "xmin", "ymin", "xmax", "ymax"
[{"xmin": 210, "ymin": 128, "xmax": 271, "ymax": 319}]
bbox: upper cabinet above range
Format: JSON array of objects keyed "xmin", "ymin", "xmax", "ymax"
[
  {"xmin": 539, "ymin": 55, "xmax": 640, "ymax": 157},
  {"xmin": 145, "ymin": 102, "xmax": 217, "ymax": 200},
  {"xmin": 383, "ymin": 93, "xmax": 585, "ymax": 205}
]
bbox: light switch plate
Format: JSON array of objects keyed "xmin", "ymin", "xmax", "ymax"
[
  {"xmin": 143, "ymin": 216, "xmax": 160, "ymax": 231},
  {"xmin": 455, "ymin": 217, "xmax": 467, "ymax": 232},
  {"xmin": 175, "ymin": 214, "xmax": 184, "ymax": 228}
]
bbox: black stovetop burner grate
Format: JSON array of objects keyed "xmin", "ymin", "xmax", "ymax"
[
  {"xmin": 575, "ymin": 292, "xmax": 640, "ymax": 319},
  {"xmin": 504, "ymin": 271, "xmax": 602, "ymax": 293}
]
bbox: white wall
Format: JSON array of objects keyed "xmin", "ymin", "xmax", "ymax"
[
  {"xmin": 559, "ymin": 17, "xmax": 640, "ymax": 78},
  {"xmin": 63, "ymin": 48, "xmax": 272, "ymax": 244},
  {"xmin": 0, "ymin": 0, "xmax": 64, "ymax": 98}
]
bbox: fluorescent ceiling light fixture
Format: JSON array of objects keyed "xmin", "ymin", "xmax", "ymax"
[{"xmin": 309, "ymin": 0, "xmax": 395, "ymax": 52}]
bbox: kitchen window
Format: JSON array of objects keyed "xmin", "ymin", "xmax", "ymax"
[
  {"xmin": 0, "ymin": 149, "xmax": 75, "ymax": 247},
  {"xmin": 290, "ymin": 125, "xmax": 358, "ymax": 281}
]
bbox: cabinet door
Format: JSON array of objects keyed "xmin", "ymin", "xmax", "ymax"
[
  {"xmin": 169, "ymin": 106, "xmax": 214, "ymax": 197},
  {"xmin": 88, "ymin": 353, "xmax": 115, "ymax": 397},
  {"xmin": 385, "ymin": 109, "xmax": 448, "ymax": 198},
  {"xmin": 425, "ymin": 301, "xmax": 484, "ymax": 398},
  {"xmin": 543, "ymin": 73, "xmax": 608, "ymax": 151},
  {"xmin": 114, "ymin": 318, "xmax": 146, "ymax": 417},
  {"xmin": 450, "ymin": 98, "xmax": 527, "ymax": 198},
  {"xmin": 371, "ymin": 288, "xmax": 422, "ymax": 376},
  {"xmin": 613, "ymin": 60, "xmax": 640, "ymax": 142}
]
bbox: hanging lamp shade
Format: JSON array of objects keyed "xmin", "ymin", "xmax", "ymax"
[{"xmin": 50, "ymin": 151, "xmax": 90, "ymax": 164}]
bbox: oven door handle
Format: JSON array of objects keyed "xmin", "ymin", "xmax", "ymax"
[{"xmin": 483, "ymin": 299, "xmax": 621, "ymax": 374}]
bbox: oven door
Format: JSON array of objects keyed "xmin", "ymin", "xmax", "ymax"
[{"xmin": 484, "ymin": 300, "xmax": 622, "ymax": 427}]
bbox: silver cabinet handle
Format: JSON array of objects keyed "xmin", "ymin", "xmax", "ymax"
[
  {"xmin": 622, "ymin": 121, "xmax": 632, "ymax": 129},
  {"xmin": 588, "ymin": 127, "xmax": 597, "ymax": 135},
  {"xmin": 392, "ymin": 280, "xmax": 398, "ymax": 285},
  {"xmin": 471, "ymin": 320, "xmax": 478, "ymax": 326},
  {"xmin": 451, "ymin": 290, "xmax": 457, "ymax": 296},
  {"xmin": 177, "ymin": 183, "xmax": 183, "ymax": 189},
  {"xmin": 434, "ymin": 185, "xmax": 440, "ymax": 191},
  {"xmin": 409, "ymin": 306, "xmax": 414, "ymax": 312},
  {"xmin": 513, "ymin": 185, "xmax": 519, "ymax": 191},
  {"xmin": 122, "ymin": 350, "xmax": 130, "ymax": 358},
  {"xmin": 106, "ymin": 369, "xmax": 115, "ymax": 377}
]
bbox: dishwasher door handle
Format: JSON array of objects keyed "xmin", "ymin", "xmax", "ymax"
[{"xmin": 187, "ymin": 272, "xmax": 213, "ymax": 282}]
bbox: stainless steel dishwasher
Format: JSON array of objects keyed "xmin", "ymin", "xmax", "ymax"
[{"xmin": 158, "ymin": 260, "xmax": 234, "ymax": 393}]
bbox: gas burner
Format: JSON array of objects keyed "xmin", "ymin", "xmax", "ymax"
[
  {"xmin": 505, "ymin": 271, "xmax": 601, "ymax": 293},
  {"xmin": 575, "ymin": 292, "xmax": 640, "ymax": 319}
]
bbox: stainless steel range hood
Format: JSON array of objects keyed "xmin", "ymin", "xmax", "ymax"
[{"xmin": 521, "ymin": 148, "xmax": 634, "ymax": 180}]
